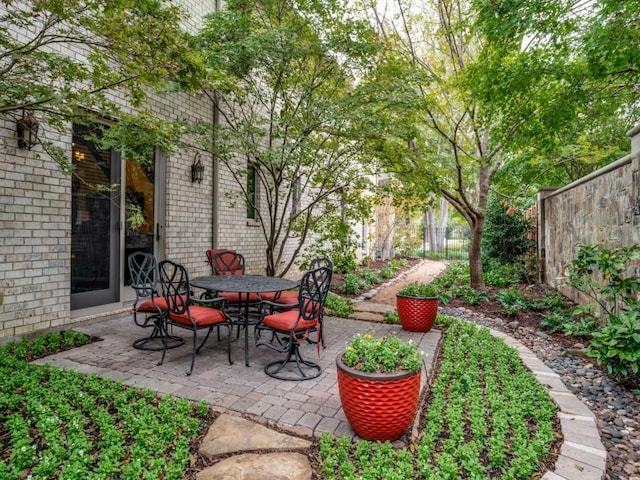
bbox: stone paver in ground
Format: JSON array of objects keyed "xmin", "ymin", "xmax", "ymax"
[
  {"xmin": 350, "ymin": 301, "xmax": 393, "ymax": 322},
  {"xmin": 197, "ymin": 413, "xmax": 313, "ymax": 480},
  {"xmin": 199, "ymin": 413, "xmax": 311, "ymax": 456},
  {"xmin": 195, "ymin": 452, "xmax": 312, "ymax": 480}
]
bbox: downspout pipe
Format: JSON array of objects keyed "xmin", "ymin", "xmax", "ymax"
[
  {"xmin": 211, "ymin": 0, "xmax": 221, "ymax": 248},
  {"xmin": 211, "ymin": 91, "xmax": 219, "ymax": 248}
]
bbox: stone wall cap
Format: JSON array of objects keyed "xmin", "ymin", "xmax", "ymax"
[{"xmin": 627, "ymin": 123, "xmax": 640, "ymax": 137}]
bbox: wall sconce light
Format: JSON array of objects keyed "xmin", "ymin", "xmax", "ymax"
[
  {"xmin": 191, "ymin": 153, "xmax": 204, "ymax": 183},
  {"xmin": 16, "ymin": 110, "xmax": 39, "ymax": 150}
]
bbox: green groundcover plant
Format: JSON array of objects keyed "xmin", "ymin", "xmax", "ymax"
[
  {"xmin": 0, "ymin": 332, "xmax": 209, "ymax": 480},
  {"xmin": 320, "ymin": 317, "xmax": 558, "ymax": 479}
]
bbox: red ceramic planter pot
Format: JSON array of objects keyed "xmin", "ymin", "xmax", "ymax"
[
  {"xmin": 336, "ymin": 354, "xmax": 421, "ymax": 441},
  {"xmin": 396, "ymin": 295, "xmax": 439, "ymax": 332}
]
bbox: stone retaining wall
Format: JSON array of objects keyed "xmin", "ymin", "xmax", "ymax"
[{"xmin": 538, "ymin": 125, "xmax": 640, "ymax": 306}]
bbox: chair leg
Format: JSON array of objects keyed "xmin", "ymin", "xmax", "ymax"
[
  {"xmin": 319, "ymin": 316, "xmax": 325, "ymax": 348},
  {"xmin": 191, "ymin": 324, "xmax": 235, "ymax": 374},
  {"xmin": 226, "ymin": 324, "xmax": 233, "ymax": 365},
  {"xmin": 195, "ymin": 327, "xmax": 213, "ymax": 354},
  {"xmin": 264, "ymin": 341, "xmax": 321, "ymax": 381},
  {"xmin": 134, "ymin": 315, "xmax": 184, "ymax": 351},
  {"xmin": 158, "ymin": 321, "xmax": 168, "ymax": 367},
  {"xmin": 187, "ymin": 329, "xmax": 197, "ymax": 376},
  {"xmin": 255, "ymin": 324, "xmax": 284, "ymax": 348}
]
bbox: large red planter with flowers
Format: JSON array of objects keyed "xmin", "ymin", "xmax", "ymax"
[
  {"xmin": 336, "ymin": 353, "xmax": 421, "ymax": 441},
  {"xmin": 396, "ymin": 295, "xmax": 438, "ymax": 332}
]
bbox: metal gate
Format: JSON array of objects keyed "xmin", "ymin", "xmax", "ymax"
[{"xmin": 395, "ymin": 225, "xmax": 471, "ymax": 260}]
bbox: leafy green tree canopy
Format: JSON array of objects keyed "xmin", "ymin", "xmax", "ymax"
[
  {"xmin": 192, "ymin": 0, "xmax": 380, "ymax": 276},
  {"xmin": 1, "ymin": 0, "xmax": 205, "ymax": 170}
]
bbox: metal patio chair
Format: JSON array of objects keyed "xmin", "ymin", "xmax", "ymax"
[
  {"xmin": 128, "ymin": 251, "xmax": 183, "ymax": 351},
  {"xmin": 254, "ymin": 266, "xmax": 332, "ymax": 380},
  {"xmin": 209, "ymin": 250, "xmax": 262, "ymax": 331},
  {"xmin": 158, "ymin": 259, "xmax": 233, "ymax": 376},
  {"xmin": 259, "ymin": 257, "xmax": 333, "ymax": 348}
]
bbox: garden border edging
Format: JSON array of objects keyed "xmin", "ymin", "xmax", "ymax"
[{"xmin": 489, "ymin": 328, "xmax": 606, "ymax": 480}]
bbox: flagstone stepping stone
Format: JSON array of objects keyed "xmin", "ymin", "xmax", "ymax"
[
  {"xmin": 195, "ymin": 452, "xmax": 312, "ymax": 480},
  {"xmin": 199, "ymin": 414, "xmax": 312, "ymax": 456}
]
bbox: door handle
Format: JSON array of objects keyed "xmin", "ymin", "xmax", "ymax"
[{"xmin": 156, "ymin": 223, "xmax": 161, "ymax": 241}]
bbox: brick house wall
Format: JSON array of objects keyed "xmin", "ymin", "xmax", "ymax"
[
  {"xmin": 0, "ymin": 0, "xmax": 268, "ymax": 339},
  {"xmin": 0, "ymin": 0, "xmax": 355, "ymax": 340}
]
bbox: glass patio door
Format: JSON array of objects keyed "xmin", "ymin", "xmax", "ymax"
[
  {"xmin": 71, "ymin": 124, "xmax": 121, "ymax": 309},
  {"xmin": 124, "ymin": 153, "xmax": 158, "ymax": 286}
]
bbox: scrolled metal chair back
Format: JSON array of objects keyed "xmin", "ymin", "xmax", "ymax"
[
  {"xmin": 298, "ymin": 266, "xmax": 331, "ymax": 322},
  {"xmin": 158, "ymin": 260, "xmax": 190, "ymax": 316},
  {"xmin": 212, "ymin": 251, "xmax": 245, "ymax": 276},
  {"xmin": 128, "ymin": 251, "xmax": 158, "ymax": 298},
  {"xmin": 309, "ymin": 257, "xmax": 333, "ymax": 272}
]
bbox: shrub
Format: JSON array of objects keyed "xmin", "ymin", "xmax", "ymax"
[
  {"xmin": 530, "ymin": 290, "xmax": 567, "ymax": 311},
  {"xmin": 564, "ymin": 244, "xmax": 640, "ymax": 318},
  {"xmin": 495, "ymin": 289, "xmax": 528, "ymax": 316},
  {"xmin": 564, "ymin": 244, "xmax": 640, "ymax": 386},
  {"xmin": 562, "ymin": 317, "xmax": 600, "ymax": 338},
  {"xmin": 483, "ymin": 260, "xmax": 525, "ymax": 287},
  {"xmin": 588, "ymin": 310, "xmax": 640, "ymax": 387},
  {"xmin": 361, "ymin": 268, "xmax": 382, "ymax": 285},
  {"xmin": 540, "ymin": 311, "xmax": 573, "ymax": 333},
  {"xmin": 458, "ymin": 286, "xmax": 490, "ymax": 306},
  {"xmin": 300, "ymin": 216, "xmax": 359, "ymax": 274},
  {"xmin": 324, "ymin": 293, "xmax": 353, "ymax": 318},
  {"xmin": 342, "ymin": 273, "xmax": 367, "ymax": 294},
  {"xmin": 379, "ymin": 264, "xmax": 397, "ymax": 279},
  {"xmin": 481, "ymin": 195, "xmax": 535, "ymax": 266}
]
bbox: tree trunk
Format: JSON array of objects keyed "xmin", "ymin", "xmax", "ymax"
[
  {"xmin": 438, "ymin": 197, "xmax": 448, "ymax": 230},
  {"xmin": 426, "ymin": 208, "xmax": 437, "ymax": 252},
  {"xmin": 265, "ymin": 245, "xmax": 276, "ymax": 277},
  {"xmin": 468, "ymin": 216, "xmax": 485, "ymax": 290},
  {"xmin": 435, "ymin": 197, "xmax": 448, "ymax": 252}
]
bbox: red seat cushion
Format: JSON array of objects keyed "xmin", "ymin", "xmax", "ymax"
[
  {"xmin": 216, "ymin": 268, "xmax": 243, "ymax": 276},
  {"xmin": 259, "ymin": 291, "xmax": 279, "ymax": 302},
  {"xmin": 262, "ymin": 309, "xmax": 316, "ymax": 333},
  {"xmin": 137, "ymin": 296, "xmax": 168, "ymax": 312},
  {"xmin": 260, "ymin": 290, "xmax": 299, "ymax": 304},
  {"xmin": 168, "ymin": 305, "xmax": 228, "ymax": 327},
  {"xmin": 137, "ymin": 295, "xmax": 191, "ymax": 312},
  {"xmin": 206, "ymin": 249, "xmax": 237, "ymax": 267},
  {"xmin": 218, "ymin": 292, "xmax": 262, "ymax": 303}
]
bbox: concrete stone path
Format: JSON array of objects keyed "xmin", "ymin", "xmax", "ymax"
[{"xmin": 31, "ymin": 260, "xmax": 606, "ymax": 479}]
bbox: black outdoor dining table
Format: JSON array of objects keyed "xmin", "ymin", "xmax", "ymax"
[{"xmin": 190, "ymin": 274, "xmax": 297, "ymax": 366}]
